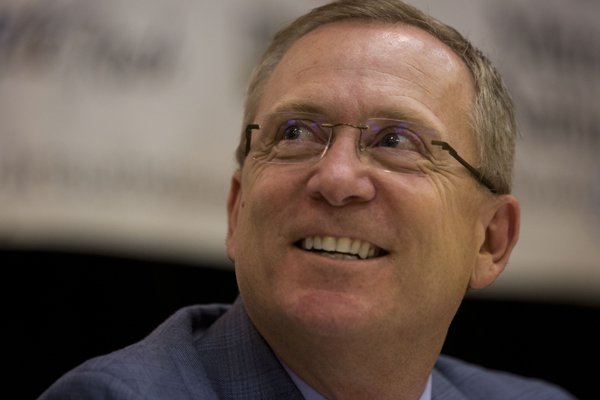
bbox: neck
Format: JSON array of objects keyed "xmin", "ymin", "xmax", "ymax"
[{"xmin": 260, "ymin": 322, "xmax": 444, "ymax": 400}]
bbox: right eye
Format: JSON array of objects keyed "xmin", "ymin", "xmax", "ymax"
[{"xmin": 275, "ymin": 120, "xmax": 315, "ymax": 142}]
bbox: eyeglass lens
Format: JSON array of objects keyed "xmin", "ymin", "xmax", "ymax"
[{"xmin": 253, "ymin": 113, "xmax": 437, "ymax": 174}]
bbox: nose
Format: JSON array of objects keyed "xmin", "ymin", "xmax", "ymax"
[{"xmin": 306, "ymin": 128, "xmax": 376, "ymax": 206}]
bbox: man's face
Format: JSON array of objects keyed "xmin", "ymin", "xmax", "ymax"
[{"xmin": 228, "ymin": 22, "xmax": 498, "ymax": 341}]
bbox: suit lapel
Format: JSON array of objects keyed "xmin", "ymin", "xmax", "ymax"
[{"xmin": 197, "ymin": 298, "xmax": 304, "ymax": 400}]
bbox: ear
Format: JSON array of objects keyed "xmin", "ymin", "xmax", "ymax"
[
  {"xmin": 226, "ymin": 170, "xmax": 243, "ymax": 262},
  {"xmin": 469, "ymin": 194, "xmax": 521, "ymax": 289}
]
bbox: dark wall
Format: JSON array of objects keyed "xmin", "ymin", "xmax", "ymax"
[{"xmin": 2, "ymin": 249, "xmax": 596, "ymax": 399}]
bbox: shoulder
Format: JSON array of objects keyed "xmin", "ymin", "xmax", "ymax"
[
  {"xmin": 433, "ymin": 355, "xmax": 576, "ymax": 400},
  {"xmin": 39, "ymin": 300, "xmax": 302, "ymax": 400},
  {"xmin": 38, "ymin": 304, "xmax": 232, "ymax": 400}
]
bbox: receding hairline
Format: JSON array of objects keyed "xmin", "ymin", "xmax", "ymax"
[{"xmin": 249, "ymin": 18, "xmax": 477, "ymax": 117}]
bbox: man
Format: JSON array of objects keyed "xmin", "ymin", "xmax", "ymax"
[{"xmin": 40, "ymin": 1, "xmax": 575, "ymax": 399}]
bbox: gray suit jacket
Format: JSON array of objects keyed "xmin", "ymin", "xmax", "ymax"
[{"xmin": 38, "ymin": 299, "xmax": 575, "ymax": 399}]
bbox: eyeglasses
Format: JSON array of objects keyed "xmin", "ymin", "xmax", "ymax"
[{"xmin": 244, "ymin": 112, "xmax": 496, "ymax": 193}]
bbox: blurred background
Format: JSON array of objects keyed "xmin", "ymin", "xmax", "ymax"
[{"xmin": 1, "ymin": 0, "xmax": 598, "ymax": 398}]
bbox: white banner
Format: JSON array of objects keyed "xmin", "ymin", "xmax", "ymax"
[{"xmin": 1, "ymin": 0, "xmax": 598, "ymax": 303}]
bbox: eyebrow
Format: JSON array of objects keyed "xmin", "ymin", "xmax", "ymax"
[{"xmin": 270, "ymin": 102, "xmax": 325, "ymax": 115}]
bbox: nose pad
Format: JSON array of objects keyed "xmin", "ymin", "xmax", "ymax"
[{"xmin": 321, "ymin": 123, "xmax": 368, "ymax": 163}]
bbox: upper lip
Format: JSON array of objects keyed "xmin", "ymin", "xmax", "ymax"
[{"xmin": 295, "ymin": 235, "xmax": 387, "ymax": 259}]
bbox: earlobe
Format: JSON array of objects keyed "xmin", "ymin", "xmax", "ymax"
[
  {"xmin": 226, "ymin": 170, "xmax": 243, "ymax": 262},
  {"xmin": 470, "ymin": 195, "xmax": 521, "ymax": 289}
]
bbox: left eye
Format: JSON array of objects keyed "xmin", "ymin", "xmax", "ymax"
[
  {"xmin": 274, "ymin": 119, "xmax": 317, "ymax": 143},
  {"xmin": 282, "ymin": 125, "xmax": 310, "ymax": 141},
  {"xmin": 374, "ymin": 127, "xmax": 421, "ymax": 152}
]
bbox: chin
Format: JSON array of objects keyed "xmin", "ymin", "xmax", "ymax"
[{"xmin": 281, "ymin": 288, "xmax": 378, "ymax": 338}]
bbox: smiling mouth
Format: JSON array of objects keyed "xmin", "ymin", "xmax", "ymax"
[{"xmin": 295, "ymin": 236, "xmax": 387, "ymax": 260}]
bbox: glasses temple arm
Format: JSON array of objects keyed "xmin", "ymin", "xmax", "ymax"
[
  {"xmin": 245, "ymin": 124, "xmax": 260, "ymax": 156},
  {"xmin": 431, "ymin": 140, "xmax": 497, "ymax": 194}
]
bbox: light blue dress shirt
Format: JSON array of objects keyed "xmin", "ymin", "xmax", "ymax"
[{"xmin": 282, "ymin": 361, "xmax": 433, "ymax": 400}]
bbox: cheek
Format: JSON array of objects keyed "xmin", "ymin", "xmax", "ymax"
[
  {"xmin": 234, "ymin": 164, "xmax": 303, "ymax": 267},
  {"xmin": 432, "ymin": 196, "xmax": 482, "ymax": 288},
  {"xmin": 399, "ymin": 185, "xmax": 479, "ymax": 287},
  {"xmin": 234, "ymin": 165, "xmax": 312, "ymax": 318},
  {"xmin": 242, "ymin": 165, "xmax": 298, "ymax": 223}
]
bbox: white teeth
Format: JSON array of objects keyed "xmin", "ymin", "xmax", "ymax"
[
  {"xmin": 301, "ymin": 236, "xmax": 381, "ymax": 259},
  {"xmin": 304, "ymin": 236, "xmax": 313, "ymax": 250},
  {"xmin": 350, "ymin": 239, "xmax": 361, "ymax": 254},
  {"xmin": 313, "ymin": 236, "xmax": 323, "ymax": 250},
  {"xmin": 359, "ymin": 241, "xmax": 371, "ymax": 259},
  {"xmin": 336, "ymin": 237, "xmax": 351, "ymax": 253},
  {"xmin": 322, "ymin": 236, "xmax": 336, "ymax": 252}
]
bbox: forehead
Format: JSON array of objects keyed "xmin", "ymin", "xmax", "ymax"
[
  {"xmin": 292, "ymin": 21, "xmax": 467, "ymax": 79},
  {"xmin": 257, "ymin": 21, "xmax": 476, "ymax": 150}
]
